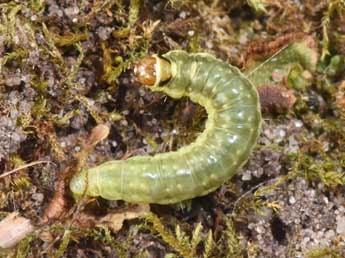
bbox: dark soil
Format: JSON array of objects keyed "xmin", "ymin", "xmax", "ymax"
[{"xmin": 1, "ymin": 0, "xmax": 345, "ymax": 257}]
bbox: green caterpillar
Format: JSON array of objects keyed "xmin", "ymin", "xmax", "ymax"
[{"xmin": 70, "ymin": 50, "xmax": 262, "ymax": 204}]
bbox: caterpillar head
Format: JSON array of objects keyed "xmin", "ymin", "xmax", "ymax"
[{"xmin": 134, "ymin": 55, "xmax": 171, "ymax": 86}]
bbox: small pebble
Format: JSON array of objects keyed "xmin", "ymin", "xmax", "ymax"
[
  {"xmin": 289, "ymin": 196, "xmax": 296, "ymax": 205},
  {"xmin": 32, "ymin": 193, "xmax": 44, "ymax": 204},
  {"xmin": 179, "ymin": 11, "xmax": 187, "ymax": 19},
  {"xmin": 294, "ymin": 120, "xmax": 303, "ymax": 128},
  {"xmin": 241, "ymin": 170, "xmax": 252, "ymax": 181},
  {"xmin": 206, "ymin": 41, "xmax": 213, "ymax": 49},
  {"xmin": 336, "ymin": 216, "xmax": 345, "ymax": 234}
]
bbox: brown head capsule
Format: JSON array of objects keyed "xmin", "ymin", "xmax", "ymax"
[{"xmin": 134, "ymin": 55, "xmax": 172, "ymax": 86}]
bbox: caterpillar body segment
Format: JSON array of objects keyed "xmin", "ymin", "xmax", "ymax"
[{"xmin": 70, "ymin": 50, "xmax": 261, "ymax": 204}]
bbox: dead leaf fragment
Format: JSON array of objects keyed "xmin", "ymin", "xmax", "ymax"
[
  {"xmin": 43, "ymin": 178, "xmax": 70, "ymax": 222},
  {"xmin": 86, "ymin": 124, "xmax": 110, "ymax": 147},
  {"xmin": 43, "ymin": 125, "xmax": 110, "ymax": 222},
  {"xmin": 243, "ymin": 32, "xmax": 316, "ymax": 67},
  {"xmin": 0, "ymin": 212, "xmax": 35, "ymax": 249},
  {"xmin": 99, "ymin": 204, "xmax": 150, "ymax": 232}
]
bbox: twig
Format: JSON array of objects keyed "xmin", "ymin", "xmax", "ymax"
[
  {"xmin": 231, "ymin": 177, "xmax": 280, "ymax": 216},
  {"xmin": 0, "ymin": 160, "xmax": 52, "ymax": 179}
]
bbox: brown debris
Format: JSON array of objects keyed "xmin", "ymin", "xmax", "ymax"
[
  {"xmin": 0, "ymin": 212, "xmax": 35, "ymax": 249},
  {"xmin": 242, "ymin": 32, "xmax": 315, "ymax": 67},
  {"xmin": 258, "ymin": 84, "xmax": 297, "ymax": 114},
  {"xmin": 72, "ymin": 212, "xmax": 97, "ymax": 228},
  {"xmin": 43, "ymin": 167, "xmax": 74, "ymax": 222},
  {"xmin": 36, "ymin": 121, "xmax": 66, "ymax": 162},
  {"xmin": 98, "ymin": 204, "xmax": 150, "ymax": 232},
  {"xmin": 77, "ymin": 124, "xmax": 110, "ymax": 168},
  {"xmin": 301, "ymin": 139, "xmax": 325, "ymax": 155},
  {"xmin": 329, "ymin": 6, "xmax": 345, "ymax": 55},
  {"xmin": 86, "ymin": 124, "xmax": 110, "ymax": 147},
  {"xmin": 180, "ymin": 103, "xmax": 197, "ymax": 127},
  {"xmin": 336, "ymin": 81, "xmax": 345, "ymax": 113},
  {"xmin": 73, "ymin": 204, "xmax": 150, "ymax": 232},
  {"xmin": 43, "ymin": 125, "xmax": 110, "ymax": 222}
]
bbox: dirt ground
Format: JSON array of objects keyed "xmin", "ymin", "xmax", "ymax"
[{"xmin": 1, "ymin": 0, "xmax": 345, "ymax": 257}]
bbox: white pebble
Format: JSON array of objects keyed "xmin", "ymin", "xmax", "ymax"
[
  {"xmin": 241, "ymin": 170, "xmax": 252, "ymax": 181},
  {"xmin": 179, "ymin": 11, "xmax": 187, "ymax": 19},
  {"xmin": 336, "ymin": 216, "xmax": 345, "ymax": 234},
  {"xmin": 278, "ymin": 129, "xmax": 286, "ymax": 138},
  {"xmin": 294, "ymin": 120, "xmax": 303, "ymax": 128},
  {"xmin": 289, "ymin": 196, "xmax": 296, "ymax": 204},
  {"xmin": 324, "ymin": 229, "xmax": 335, "ymax": 239},
  {"xmin": 206, "ymin": 41, "xmax": 213, "ymax": 49}
]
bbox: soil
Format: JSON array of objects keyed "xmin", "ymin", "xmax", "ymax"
[{"xmin": 1, "ymin": 0, "xmax": 345, "ymax": 257}]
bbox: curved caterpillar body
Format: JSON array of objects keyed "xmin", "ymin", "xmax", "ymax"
[{"xmin": 70, "ymin": 50, "xmax": 261, "ymax": 204}]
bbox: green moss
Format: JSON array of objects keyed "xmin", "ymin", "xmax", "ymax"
[
  {"xmin": 10, "ymin": 176, "xmax": 31, "ymax": 192},
  {"xmin": 108, "ymin": 111, "xmax": 122, "ymax": 123},
  {"xmin": 51, "ymin": 109, "xmax": 80, "ymax": 127},
  {"xmin": 8, "ymin": 155, "xmax": 32, "ymax": 193},
  {"xmin": 167, "ymin": 0, "xmax": 193, "ymax": 8},
  {"xmin": 306, "ymin": 245, "xmax": 343, "ymax": 258},
  {"xmin": 245, "ymin": 39, "xmax": 318, "ymax": 88},
  {"xmin": 50, "ymin": 32, "xmax": 88, "ymax": 47},
  {"xmin": 325, "ymin": 55, "xmax": 345, "ymax": 78},
  {"xmin": 30, "ymin": 80, "xmax": 49, "ymax": 95},
  {"xmin": 42, "ymin": 23, "xmax": 65, "ymax": 65},
  {"xmin": 31, "ymin": 97, "xmax": 47, "ymax": 120},
  {"xmin": 188, "ymin": 33, "xmax": 201, "ymax": 53},
  {"xmin": 287, "ymin": 65, "xmax": 313, "ymax": 92},
  {"xmin": 76, "ymin": 95, "xmax": 104, "ymax": 124},
  {"xmin": 112, "ymin": 27, "xmax": 131, "ymax": 39},
  {"xmin": 288, "ymin": 151, "xmax": 345, "ymax": 188},
  {"xmin": 53, "ymin": 229, "xmax": 71, "ymax": 258},
  {"xmin": 321, "ymin": 1, "xmax": 345, "ymax": 60},
  {"xmin": 129, "ymin": 0, "xmax": 141, "ymax": 26},
  {"xmin": 65, "ymin": 42, "xmax": 85, "ymax": 89},
  {"xmin": 46, "ymin": 224, "xmax": 127, "ymax": 258},
  {"xmin": 250, "ymin": 147, "xmax": 345, "ymax": 203},
  {"xmin": 101, "ymin": 38, "xmax": 149, "ymax": 84},
  {"xmin": 247, "ymin": 0, "xmax": 267, "ymax": 13},
  {"xmin": 95, "ymin": 226, "xmax": 128, "ymax": 258},
  {"xmin": 0, "ymin": 3, "xmax": 22, "ymax": 45},
  {"xmin": 145, "ymin": 212, "xmax": 191, "ymax": 258},
  {"xmin": 15, "ymin": 234, "xmax": 37, "ymax": 258},
  {"xmin": 203, "ymin": 230, "xmax": 215, "ymax": 258},
  {"xmin": 223, "ymin": 217, "xmax": 243, "ymax": 258},
  {"xmin": 30, "ymin": 0, "xmax": 45, "ymax": 14},
  {"xmin": 0, "ymin": 48, "xmax": 27, "ymax": 72}
]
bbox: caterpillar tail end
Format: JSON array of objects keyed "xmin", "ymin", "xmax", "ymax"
[{"xmin": 69, "ymin": 170, "xmax": 88, "ymax": 200}]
